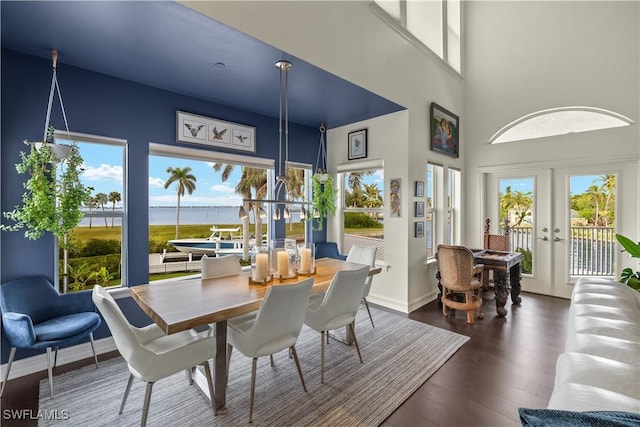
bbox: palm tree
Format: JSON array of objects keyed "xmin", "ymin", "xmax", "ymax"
[
  {"xmin": 94, "ymin": 192, "xmax": 108, "ymax": 228},
  {"xmin": 596, "ymin": 174, "xmax": 616, "ymax": 226},
  {"xmin": 286, "ymin": 167, "xmax": 305, "ymax": 230},
  {"xmin": 585, "ymin": 184, "xmax": 602, "ymax": 226},
  {"xmin": 499, "ymin": 186, "xmax": 533, "ymax": 227},
  {"xmin": 108, "ymin": 191, "xmax": 121, "ymax": 228},
  {"xmin": 213, "ymin": 163, "xmax": 268, "ymax": 255},
  {"xmin": 84, "ymin": 196, "xmax": 97, "ymax": 228},
  {"xmin": 363, "ymin": 183, "xmax": 383, "ymax": 209},
  {"xmin": 164, "ymin": 167, "xmax": 197, "ymax": 239}
]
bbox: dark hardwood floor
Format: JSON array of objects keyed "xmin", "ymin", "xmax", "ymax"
[{"xmin": 1, "ymin": 290, "xmax": 569, "ymax": 427}]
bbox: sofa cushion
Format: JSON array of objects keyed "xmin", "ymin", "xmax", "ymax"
[
  {"xmin": 565, "ymin": 333, "xmax": 640, "ymax": 365},
  {"xmin": 548, "ymin": 383, "xmax": 640, "ymax": 413},
  {"xmin": 567, "ymin": 316, "xmax": 639, "ymax": 342},
  {"xmin": 569, "ymin": 304, "xmax": 639, "ymax": 322},
  {"xmin": 519, "ymin": 408, "xmax": 640, "ymax": 426},
  {"xmin": 554, "ymin": 353, "xmax": 639, "ymax": 399}
]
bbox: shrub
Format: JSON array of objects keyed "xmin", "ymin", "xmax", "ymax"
[
  {"xmin": 149, "ymin": 239, "xmax": 173, "ymax": 253},
  {"xmin": 81, "ymin": 239, "xmax": 121, "ymax": 257},
  {"xmin": 344, "ymin": 212, "xmax": 381, "ymax": 229},
  {"xmin": 517, "ymin": 248, "xmax": 532, "ymax": 274}
]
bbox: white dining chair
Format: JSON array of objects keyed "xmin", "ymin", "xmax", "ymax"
[
  {"xmin": 92, "ymin": 285, "xmax": 217, "ymax": 427},
  {"xmin": 226, "ymin": 278, "xmax": 314, "ymax": 424},
  {"xmin": 304, "ymin": 266, "xmax": 370, "ymax": 383},
  {"xmin": 346, "ymin": 245, "xmax": 378, "ymax": 327},
  {"xmin": 202, "ymin": 254, "xmax": 242, "ymax": 279}
]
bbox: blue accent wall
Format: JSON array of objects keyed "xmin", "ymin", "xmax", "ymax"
[{"xmin": 1, "ymin": 49, "xmax": 326, "ymax": 363}]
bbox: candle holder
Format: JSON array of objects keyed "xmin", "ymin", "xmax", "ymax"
[
  {"xmin": 270, "ymin": 238, "xmax": 298, "ymax": 280},
  {"xmin": 297, "ymin": 242, "xmax": 315, "ymax": 275},
  {"xmin": 249, "ymin": 246, "xmax": 272, "ymax": 286}
]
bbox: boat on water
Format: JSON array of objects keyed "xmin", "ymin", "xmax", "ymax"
[{"xmin": 168, "ymin": 226, "xmax": 248, "ymax": 255}]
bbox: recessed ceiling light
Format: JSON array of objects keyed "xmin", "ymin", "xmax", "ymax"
[{"xmin": 214, "ymin": 62, "xmax": 226, "ymax": 69}]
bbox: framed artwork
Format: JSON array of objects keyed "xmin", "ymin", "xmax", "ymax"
[
  {"xmin": 415, "ymin": 201, "xmax": 425, "ymax": 218},
  {"xmin": 389, "ymin": 178, "xmax": 401, "ymax": 218},
  {"xmin": 415, "ymin": 181, "xmax": 424, "ymax": 197},
  {"xmin": 415, "ymin": 221, "xmax": 424, "ymax": 238},
  {"xmin": 430, "ymin": 102, "xmax": 459, "ymax": 158},
  {"xmin": 348, "ymin": 129, "xmax": 367, "ymax": 160},
  {"xmin": 177, "ymin": 111, "xmax": 256, "ymax": 152}
]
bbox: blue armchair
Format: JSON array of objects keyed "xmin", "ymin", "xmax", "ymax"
[
  {"xmin": 0, "ymin": 275, "xmax": 101, "ymax": 398},
  {"xmin": 315, "ymin": 242, "xmax": 347, "ymax": 260}
]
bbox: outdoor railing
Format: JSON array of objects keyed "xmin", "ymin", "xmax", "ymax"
[{"xmin": 508, "ymin": 226, "xmax": 615, "ymax": 277}]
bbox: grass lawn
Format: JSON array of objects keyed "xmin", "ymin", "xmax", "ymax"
[{"xmin": 73, "ymin": 222, "xmax": 324, "ymax": 248}]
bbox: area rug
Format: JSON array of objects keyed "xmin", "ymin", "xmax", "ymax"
[{"xmin": 39, "ymin": 307, "xmax": 469, "ymax": 426}]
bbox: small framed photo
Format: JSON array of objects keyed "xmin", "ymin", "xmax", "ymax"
[
  {"xmin": 348, "ymin": 129, "xmax": 367, "ymax": 160},
  {"xmin": 415, "ymin": 181, "xmax": 424, "ymax": 197},
  {"xmin": 430, "ymin": 102, "xmax": 459, "ymax": 158},
  {"xmin": 415, "ymin": 201, "xmax": 425, "ymax": 217},
  {"xmin": 415, "ymin": 221, "xmax": 424, "ymax": 238}
]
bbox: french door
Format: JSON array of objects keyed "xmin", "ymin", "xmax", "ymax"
[{"xmin": 484, "ymin": 165, "xmax": 620, "ymax": 299}]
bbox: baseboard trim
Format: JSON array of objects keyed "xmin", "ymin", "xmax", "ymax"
[
  {"xmin": 0, "ymin": 337, "xmax": 117, "ymax": 381},
  {"xmin": 408, "ymin": 291, "xmax": 438, "ymax": 313}
]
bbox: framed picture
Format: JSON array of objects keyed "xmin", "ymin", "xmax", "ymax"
[
  {"xmin": 348, "ymin": 129, "xmax": 367, "ymax": 160},
  {"xmin": 430, "ymin": 102, "xmax": 459, "ymax": 158},
  {"xmin": 177, "ymin": 111, "xmax": 256, "ymax": 153},
  {"xmin": 415, "ymin": 201, "xmax": 425, "ymax": 217},
  {"xmin": 389, "ymin": 178, "xmax": 401, "ymax": 218},
  {"xmin": 415, "ymin": 221, "xmax": 424, "ymax": 238},
  {"xmin": 415, "ymin": 181, "xmax": 424, "ymax": 197}
]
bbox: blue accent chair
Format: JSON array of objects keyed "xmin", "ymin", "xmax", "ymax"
[
  {"xmin": 0, "ymin": 275, "xmax": 101, "ymax": 398},
  {"xmin": 315, "ymin": 242, "xmax": 347, "ymax": 260}
]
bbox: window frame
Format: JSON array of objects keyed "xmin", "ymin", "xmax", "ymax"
[
  {"xmin": 54, "ymin": 130, "xmax": 128, "ymax": 291},
  {"xmin": 371, "ymin": 0, "xmax": 462, "ymax": 75},
  {"xmin": 338, "ymin": 159, "xmax": 385, "ymax": 262}
]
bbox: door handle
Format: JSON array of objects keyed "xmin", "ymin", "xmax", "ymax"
[
  {"xmin": 537, "ymin": 236, "xmax": 549, "ymax": 241},
  {"xmin": 553, "ymin": 237, "xmax": 563, "ymax": 242}
]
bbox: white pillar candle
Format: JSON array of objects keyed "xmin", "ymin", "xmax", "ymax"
[
  {"xmin": 277, "ymin": 251, "xmax": 289, "ymax": 277},
  {"xmin": 300, "ymin": 248, "xmax": 312, "ymax": 273},
  {"xmin": 255, "ymin": 253, "xmax": 268, "ymax": 281}
]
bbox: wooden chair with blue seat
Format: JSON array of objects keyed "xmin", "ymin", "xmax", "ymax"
[
  {"xmin": 314, "ymin": 241, "xmax": 347, "ymax": 260},
  {"xmin": 0, "ymin": 275, "xmax": 102, "ymax": 398}
]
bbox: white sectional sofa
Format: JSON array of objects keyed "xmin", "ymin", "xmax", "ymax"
[{"xmin": 547, "ymin": 277, "xmax": 640, "ymax": 413}]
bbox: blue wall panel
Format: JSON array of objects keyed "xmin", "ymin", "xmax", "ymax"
[{"xmin": 1, "ymin": 49, "xmax": 326, "ymax": 363}]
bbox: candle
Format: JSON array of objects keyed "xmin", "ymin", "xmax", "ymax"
[
  {"xmin": 277, "ymin": 251, "xmax": 289, "ymax": 277},
  {"xmin": 255, "ymin": 253, "xmax": 268, "ymax": 281},
  {"xmin": 300, "ymin": 247, "xmax": 312, "ymax": 273}
]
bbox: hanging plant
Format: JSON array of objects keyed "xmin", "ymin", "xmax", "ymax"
[
  {"xmin": 310, "ymin": 171, "xmax": 337, "ymax": 231},
  {"xmin": 1, "ymin": 50, "xmax": 92, "ymax": 250},
  {"xmin": 309, "ymin": 123, "xmax": 337, "ymax": 231},
  {"xmin": 2, "ymin": 138, "xmax": 92, "ymax": 248}
]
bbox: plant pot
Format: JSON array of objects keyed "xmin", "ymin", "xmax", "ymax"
[
  {"xmin": 316, "ymin": 173, "xmax": 329, "ymax": 183},
  {"xmin": 34, "ymin": 142, "xmax": 72, "ymax": 161}
]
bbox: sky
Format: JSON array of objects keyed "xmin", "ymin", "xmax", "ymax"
[
  {"xmin": 75, "ymin": 141, "xmax": 599, "ymax": 208},
  {"xmin": 76, "ymin": 142, "xmax": 383, "ymax": 207},
  {"xmin": 500, "ymin": 175, "xmax": 602, "ymax": 196}
]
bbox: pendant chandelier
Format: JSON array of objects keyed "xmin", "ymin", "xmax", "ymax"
[{"xmin": 240, "ymin": 59, "xmax": 308, "ymax": 221}]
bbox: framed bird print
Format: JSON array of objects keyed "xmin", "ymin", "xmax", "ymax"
[{"xmin": 177, "ymin": 111, "xmax": 256, "ymax": 152}]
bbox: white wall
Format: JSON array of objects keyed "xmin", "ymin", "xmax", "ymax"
[
  {"xmin": 184, "ymin": 1, "xmax": 640, "ymax": 307},
  {"xmin": 464, "ymin": 1, "xmax": 640, "ymax": 247},
  {"xmin": 185, "ymin": 0, "xmax": 464, "ymax": 312}
]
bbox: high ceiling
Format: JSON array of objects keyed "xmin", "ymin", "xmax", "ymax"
[{"xmin": 1, "ymin": 1, "xmax": 404, "ymax": 129}]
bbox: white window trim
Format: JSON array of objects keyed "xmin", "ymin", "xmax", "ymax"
[
  {"xmin": 370, "ymin": 1, "xmax": 462, "ymax": 79},
  {"xmin": 149, "ymin": 143, "xmax": 274, "ymax": 169},
  {"xmin": 54, "ymin": 131, "xmax": 128, "ymax": 289}
]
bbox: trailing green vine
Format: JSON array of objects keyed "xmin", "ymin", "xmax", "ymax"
[
  {"xmin": 2, "ymin": 139, "xmax": 92, "ymax": 249},
  {"xmin": 310, "ymin": 171, "xmax": 337, "ymax": 231}
]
